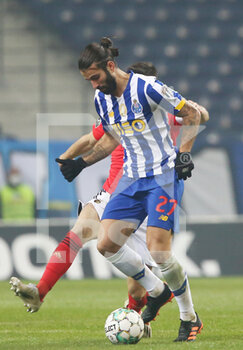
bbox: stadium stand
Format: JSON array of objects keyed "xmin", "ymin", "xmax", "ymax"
[
  {"xmin": 0, "ymin": 0, "xmax": 93, "ymax": 140},
  {"xmin": 13, "ymin": 0, "xmax": 243, "ymax": 134}
]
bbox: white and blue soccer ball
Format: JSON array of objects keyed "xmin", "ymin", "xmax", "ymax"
[{"xmin": 105, "ymin": 307, "xmax": 144, "ymax": 344}]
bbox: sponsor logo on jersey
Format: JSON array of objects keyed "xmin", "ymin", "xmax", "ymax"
[
  {"xmin": 131, "ymin": 99, "xmax": 143, "ymax": 114},
  {"xmin": 112, "ymin": 119, "xmax": 146, "ymax": 136}
]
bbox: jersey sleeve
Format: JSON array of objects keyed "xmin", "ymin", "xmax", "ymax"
[
  {"xmin": 146, "ymin": 79, "xmax": 185, "ymax": 115},
  {"xmin": 92, "ymin": 120, "xmax": 105, "ymax": 140},
  {"xmin": 174, "ymin": 116, "xmax": 183, "ymax": 125}
]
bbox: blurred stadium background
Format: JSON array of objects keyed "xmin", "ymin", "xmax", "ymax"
[{"xmin": 0, "ymin": 0, "xmax": 242, "ymax": 281}]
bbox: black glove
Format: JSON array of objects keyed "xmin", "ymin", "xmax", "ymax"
[
  {"xmin": 55, "ymin": 157, "xmax": 88, "ymax": 182},
  {"xmin": 175, "ymin": 152, "xmax": 194, "ymax": 180}
]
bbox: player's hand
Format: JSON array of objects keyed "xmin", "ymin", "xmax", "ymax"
[
  {"xmin": 55, "ymin": 157, "xmax": 88, "ymax": 182},
  {"xmin": 175, "ymin": 152, "xmax": 194, "ymax": 180}
]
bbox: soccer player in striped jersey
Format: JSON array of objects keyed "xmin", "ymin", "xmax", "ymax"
[
  {"xmin": 76, "ymin": 37, "xmax": 204, "ymax": 342},
  {"xmin": 9, "ymin": 53, "xmax": 208, "ymax": 342},
  {"xmin": 8, "ymin": 63, "xmax": 167, "ymax": 340}
]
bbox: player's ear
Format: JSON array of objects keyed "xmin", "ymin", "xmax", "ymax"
[{"xmin": 106, "ymin": 60, "xmax": 115, "ymax": 72}]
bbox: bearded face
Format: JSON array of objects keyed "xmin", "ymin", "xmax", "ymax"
[
  {"xmin": 97, "ymin": 68, "xmax": 117, "ymax": 95},
  {"xmin": 81, "ymin": 62, "xmax": 118, "ymax": 95}
]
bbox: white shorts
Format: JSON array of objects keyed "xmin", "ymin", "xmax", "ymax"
[{"xmin": 87, "ymin": 190, "xmax": 156, "ymax": 267}]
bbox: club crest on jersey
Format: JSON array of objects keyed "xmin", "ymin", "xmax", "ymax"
[{"xmin": 131, "ymin": 99, "xmax": 143, "ymax": 114}]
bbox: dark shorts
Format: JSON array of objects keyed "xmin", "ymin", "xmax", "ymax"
[{"xmin": 101, "ymin": 172, "xmax": 184, "ymax": 233}]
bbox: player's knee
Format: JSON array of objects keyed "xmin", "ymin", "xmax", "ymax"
[
  {"xmin": 159, "ymin": 254, "xmax": 182, "ymax": 272},
  {"xmin": 150, "ymin": 250, "xmax": 172, "ymax": 264},
  {"xmin": 97, "ymin": 239, "xmax": 112, "ymax": 256},
  {"xmin": 147, "ymin": 228, "xmax": 172, "ymax": 251},
  {"xmin": 72, "ymin": 217, "xmax": 100, "ymax": 243},
  {"xmin": 97, "ymin": 240, "xmax": 104, "ymax": 255},
  {"xmin": 97, "ymin": 238, "xmax": 119, "ymax": 256}
]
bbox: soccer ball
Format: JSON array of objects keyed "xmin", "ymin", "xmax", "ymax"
[{"xmin": 105, "ymin": 307, "xmax": 144, "ymax": 344}]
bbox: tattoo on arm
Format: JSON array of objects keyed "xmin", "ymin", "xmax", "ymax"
[
  {"xmin": 177, "ymin": 101, "xmax": 201, "ymax": 152},
  {"xmin": 83, "ymin": 133, "xmax": 119, "ymax": 165},
  {"xmin": 85, "ymin": 144, "xmax": 110, "ymax": 165},
  {"xmin": 187, "ymin": 100, "xmax": 210, "ymax": 124}
]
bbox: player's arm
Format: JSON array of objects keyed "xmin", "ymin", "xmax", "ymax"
[
  {"xmin": 55, "ymin": 132, "xmax": 97, "ymax": 182},
  {"xmin": 148, "ymin": 81, "xmax": 201, "ymax": 151},
  {"xmin": 55, "ymin": 121, "xmax": 107, "ymax": 182},
  {"xmin": 173, "ymin": 100, "xmax": 200, "ymax": 180},
  {"xmin": 59, "ymin": 131, "xmax": 98, "ymax": 160},
  {"xmin": 176, "ymin": 100, "xmax": 201, "ymax": 152},
  {"xmin": 188, "ymin": 100, "xmax": 209, "ymax": 124},
  {"xmin": 175, "ymin": 101, "xmax": 209, "ymax": 129},
  {"xmin": 83, "ymin": 132, "xmax": 119, "ymax": 165},
  {"xmin": 56, "ymin": 130, "xmax": 119, "ymax": 182},
  {"xmin": 149, "ymin": 80, "xmax": 201, "ymax": 179}
]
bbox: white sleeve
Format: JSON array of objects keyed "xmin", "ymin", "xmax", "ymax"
[{"xmin": 175, "ymin": 116, "xmax": 183, "ymax": 125}]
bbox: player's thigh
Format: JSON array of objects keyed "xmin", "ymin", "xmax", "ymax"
[
  {"xmin": 72, "ymin": 190, "xmax": 110, "ymax": 240},
  {"xmin": 87, "ymin": 190, "xmax": 111, "ymax": 220},
  {"xmin": 71, "ymin": 203, "xmax": 100, "ymax": 240},
  {"xmin": 146, "ymin": 180, "xmax": 181, "ymax": 233},
  {"xmin": 102, "ymin": 191, "xmax": 146, "ymax": 227}
]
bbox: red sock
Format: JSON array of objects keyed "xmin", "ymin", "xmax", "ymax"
[
  {"xmin": 37, "ymin": 231, "xmax": 82, "ymax": 301},
  {"xmin": 128, "ymin": 292, "xmax": 148, "ymax": 313}
]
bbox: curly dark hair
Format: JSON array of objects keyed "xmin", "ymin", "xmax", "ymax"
[
  {"xmin": 127, "ymin": 61, "xmax": 158, "ymax": 77},
  {"xmin": 78, "ymin": 37, "xmax": 119, "ymax": 71}
]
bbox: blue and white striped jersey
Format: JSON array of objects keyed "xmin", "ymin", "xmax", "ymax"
[{"xmin": 94, "ymin": 71, "xmax": 185, "ymax": 178}]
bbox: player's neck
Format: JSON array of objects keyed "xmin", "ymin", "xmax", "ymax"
[{"xmin": 113, "ymin": 69, "xmax": 130, "ymax": 97}]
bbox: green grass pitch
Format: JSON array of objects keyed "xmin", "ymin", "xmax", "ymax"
[{"xmin": 0, "ymin": 277, "xmax": 242, "ymax": 350}]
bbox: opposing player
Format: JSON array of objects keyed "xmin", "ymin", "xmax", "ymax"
[{"xmin": 74, "ymin": 37, "xmax": 204, "ymax": 342}]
